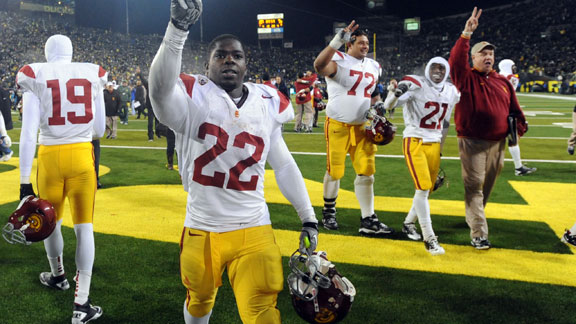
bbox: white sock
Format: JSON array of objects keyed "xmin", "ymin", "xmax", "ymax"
[
  {"xmin": 74, "ymin": 270, "xmax": 92, "ymax": 305},
  {"xmin": 354, "ymin": 175, "xmax": 374, "ymax": 218},
  {"xmin": 323, "ymin": 171, "xmax": 340, "ymax": 200},
  {"xmin": 73, "ymin": 224, "xmax": 95, "ymax": 305},
  {"xmin": 184, "ymin": 301, "xmax": 212, "ymax": 324},
  {"xmin": 404, "ymin": 205, "xmax": 418, "ymax": 224},
  {"xmin": 413, "ymin": 190, "xmax": 435, "ymax": 240},
  {"xmin": 570, "ymin": 222, "xmax": 576, "ymax": 234},
  {"xmin": 44, "ymin": 219, "xmax": 65, "ymax": 276},
  {"xmin": 509, "ymin": 145, "xmax": 523, "ymax": 169}
]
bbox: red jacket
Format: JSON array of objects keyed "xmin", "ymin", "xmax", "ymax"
[
  {"xmin": 449, "ymin": 36, "xmax": 526, "ymax": 141},
  {"xmin": 295, "ymin": 73, "xmax": 317, "ymax": 104}
]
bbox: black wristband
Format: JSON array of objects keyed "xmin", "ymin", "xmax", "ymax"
[{"xmin": 302, "ymin": 222, "xmax": 318, "ymax": 230}]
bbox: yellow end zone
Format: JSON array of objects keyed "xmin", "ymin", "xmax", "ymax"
[{"xmin": 1, "ymin": 159, "xmax": 575, "ymax": 287}]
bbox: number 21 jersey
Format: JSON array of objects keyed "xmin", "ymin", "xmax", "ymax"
[{"xmin": 17, "ymin": 62, "xmax": 107, "ymax": 145}]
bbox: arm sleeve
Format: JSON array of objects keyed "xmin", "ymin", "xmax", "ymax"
[
  {"xmin": 267, "ymin": 126, "xmax": 316, "ymax": 224},
  {"xmin": 93, "ymin": 88, "xmax": 105, "ymax": 138},
  {"xmin": 149, "ymin": 22, "xmax": 193, "ymax": 133},
  {"xmin": 19, "ymin": 92, "xmax": 41, "ymax": 184},
  {"xmin": 448, "ymin": 36, "xmax": 471, "ymax": 88}
]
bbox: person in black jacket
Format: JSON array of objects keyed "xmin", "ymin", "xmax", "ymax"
[
  {"xmin": 275, "ymin": 75, "xmax": 290, "ymax": 100},
  {"xmin": 136, "ymin": 67, "xmax": 157, "ymax": 141},
  {"xmin": 104, "ymin": 82, "xmax": 121, "ymax": 139},
  {"xmin": 0, "ymin": 84, "xmax": 13, "ymax": 131},
  {"xmin": 134, "ymin": 80, "xmax": 147, "ymax": 119}
]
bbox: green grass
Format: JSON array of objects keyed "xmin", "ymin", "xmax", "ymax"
[{"xmin": 1, "ymin": 93, "xmax": 576, "ymax": 324}]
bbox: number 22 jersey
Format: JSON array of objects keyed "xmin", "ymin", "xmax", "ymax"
[{"xmin": 17, "ymin": 62, "xmax": 107, "ymax": 145}]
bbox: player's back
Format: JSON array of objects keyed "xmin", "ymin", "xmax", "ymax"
[{"xmin": 17, "ymin": 62, "xmax": 106, "ymax": 145}]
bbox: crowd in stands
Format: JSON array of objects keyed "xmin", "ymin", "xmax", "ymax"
[{"xmin": 1, "ymin": 0, "xmax": 575, "ymax": 91}]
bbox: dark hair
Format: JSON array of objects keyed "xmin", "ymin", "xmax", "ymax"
[
  {"xmin": 350, "ymin": 29, "xmax": 368, "ymax": 44},
  {"xmin": 298, "ymin": 72, "xmax": 304, "ymax": 78},
  {"xmin": 262, "ymin": 72, "xmax": 270, "ymax": 81},
  {"xmin": 207, "ymin": 34, "xmax": 244, "ymax": 56}
]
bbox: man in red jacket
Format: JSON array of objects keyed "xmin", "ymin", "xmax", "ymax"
[{"xmin": 449, "ymin": 7, "xmax": 527, "ymax": 250}]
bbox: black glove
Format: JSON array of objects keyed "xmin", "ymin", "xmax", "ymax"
[
  {"xmin": 170, "ymin": 0, "xmax": 203, "ymax": 31},
  {"xmin": 299, "ymin": 222, "xmax": 319, "ymax": 255},
  {"xmin": 394, "ymin": 83, "xmax": 408, "ymax": 97},
  {"xmin": 373, "ymin": 101, "xmax": 386, "ymax": 117},
  {"xmin": 20, "ymin": 183, "xmax": 36, "ymax": 200}
]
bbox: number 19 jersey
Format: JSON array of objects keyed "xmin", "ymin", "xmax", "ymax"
[
  {"xmin": 326, "ymin": 52, "xmax": 382, "ymax": 125},
  {"xmin": 17, "ymin": 62, "xmax": 107, "ymax": 145}
]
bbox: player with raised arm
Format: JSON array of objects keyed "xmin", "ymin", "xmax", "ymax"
[
  {"xmin": 314, "ymin": 21, "xmax": 393, "ymax": 236},
  {"xmin": 149, "ymin": 1, "xmax": 318, "ymax": 323},
  {"xmin": 384, "ymin": 57, "xmax": 460, "ymax": 255},
  {"xmin": 17, "ymin": 34, "xmax": 106, "ymax": 323}
]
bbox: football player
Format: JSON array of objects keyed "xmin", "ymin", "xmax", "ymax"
[
  {"xmin": 314, "ymin": 21, "xmax": 393, "ymax": 235},
  {"xmin": 562, "ymin": 222, "xmax": 576, "ymax": 247},
  {"xmin": 384, "ymin": 57, "xmax": 461, "ymax": 255},
  {"xmin": 294, "ymin": 70, "xmax": 317, "ymax": 133},
  {"xmin": 498, "ymin": 59, "xmax": 536, "ymax": 176},
  {"xmin": 17, "ymin": 34, "xmax": 106, "ymax": 323},
  {"xmin": 0, "ymin": 110, "xmax": 13, "ymax": 161},
  {"xmin": 149, "ymin": 1, "xmax": 318, "ymax": 324}
]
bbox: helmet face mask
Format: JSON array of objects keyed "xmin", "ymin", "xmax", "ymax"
[
  {"xmin": 2, "ymin": 196, "xmax": 56, "ymax": 245},
  {"xmin": 287, "ymin": 250, "xmax": 356, "ymax": 324},
  {"xmin": 365, "ymin": 108, "xmax": 396, "ymax": 145}
]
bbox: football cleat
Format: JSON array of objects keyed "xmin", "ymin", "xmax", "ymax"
[
  {"xmin": 471, "ymin": 237, "xmax": 491, "ymax": 250},
  {"xmin": 287, "ymin": 250, "xmax": 356, "ymax": 324},
  {"xmin": 561, "ymin": 229, "xmax": 576, "ymax": 247},
  {"xmin": 424, "ymin": 237, "xmax": 445, "ymax": 256},
  {"xmin": 72, "ymin": 299, "xmax": 103, "ymax": 324},
  {"xmin": 402, "ymin": 223, "xmax": 422, "ymax": 241},
  {"xmin": 359, "ymin": 214, "xmax": 394, "ymax": 236},
  {"xmin": 321, "ymin": 209, "xmax": 338, "ymax": 230},
  {"xmin": 39, "ymin": 272, "xmax": 70, "ymax": 290},
  {"xmin": 515, "ymin": 165, "xmax": 537, "ymax": 176},
  {"xmin": 568, "ymin": 145, "xmax": 574, "ymax": 155},
  {"xmin": 2, "ymin": 196, "xmax": 56, "ymax": 245}
]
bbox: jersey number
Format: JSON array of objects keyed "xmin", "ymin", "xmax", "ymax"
[
  {"xmin": 420, "ymin": 102, "xmax": 449, "ymax": 129},
  {"xmin": 193, "ymin": 122, "xmax": 264, "ymax": 191},
  {"xmin": 347, "ymin": 70, "xmax": 376, "ymax": 98},
  {"xmin": 47, "ymin": 79, "xmax": 93, "ymax": 126}
]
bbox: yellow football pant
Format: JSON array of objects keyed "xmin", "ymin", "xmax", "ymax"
[
  {"xmin": 324, "ymin": 117, "xmax": 377, "ymax": 179},
  {"xmin": 402, "ymin": 137, "xmax": 441, "ymax": 191},
  {"xmin": 37, "ymin": 142, "xmax": 97, "ymax": 224},
  {"xmin": 180, "ymin": 225, "xmax": 283, "ymax": 324}
]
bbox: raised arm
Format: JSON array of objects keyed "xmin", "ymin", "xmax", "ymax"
[
  {"xmin": 149, "ymin": 0, "xmax": 202, "ymax": 132},
  {"xmin": 314, "ymin": 20, "xmax": 358, "ymax": 78},
  {"xmin": 449, "ymin": 7, "xmax": 482, "ymax": 85}
]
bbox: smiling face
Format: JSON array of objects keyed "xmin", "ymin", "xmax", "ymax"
[
  {"xmin": 429, "ymin": 63, "xmax": 446, "ymax": 84},
  {"xmin": 472, "ymin": 48, "xmax": 495, "ymax": 74},
  {"xmin": 347, "ymin": 34, "xmax": 370, "ymax": 60},
  {"xmin": 207, "ymin": 38, "xmax": 247, "ymax": 96}
]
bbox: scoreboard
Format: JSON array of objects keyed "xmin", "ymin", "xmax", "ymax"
[{"xmin": 257, "ymin": 13, "xmax": 284, "ymax": 40}]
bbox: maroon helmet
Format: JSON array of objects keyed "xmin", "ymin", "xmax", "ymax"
[
  {"xmin": 365, "ymin": 109, "xmax": 396, "ymax": 146},
  {"xmin": 2, "ymin": 196, "xmax": 56, "ymax": 245},
  {"xmin": 287, "ymin": 250, "xmax": 356, "ymax": 324}
]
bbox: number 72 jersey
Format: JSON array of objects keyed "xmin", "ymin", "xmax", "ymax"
[{"xmin": 17, "ymin": 62, "xmax": 107, "ymax": 145}]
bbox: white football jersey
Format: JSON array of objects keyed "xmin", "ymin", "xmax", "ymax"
[
  {"xmin": 326, "ymin": 52, "xmax": 382, "ymax": 125},
  {"xmin": 17, "ymin": 62, "xmax": 107, "ymax": 145},
  {"xmin": 396, "ymin": 75, "xmax": 460, "ymax": 143},
  {"xmin": 171, "ymin": 74, "xmax": 294, "ymax": 232},
  {"xmin": 501, "ymin": 73, "xmax": 519, "ymax": 91}
]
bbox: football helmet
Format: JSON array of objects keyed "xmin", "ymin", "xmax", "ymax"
[
  {"xmin": 2, "ymin": 196, "xmax": 56, "ymax": 245},
  {"xmin": 365, "ymin": 108, "xmax": 396, "ymax": 145},
  {"xmin": 287, "ymin": 250, "xmax": 356, "ymax": 324}
]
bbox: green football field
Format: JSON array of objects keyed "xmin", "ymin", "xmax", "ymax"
[{"xmin": 1, "ymin": 93, "xmax": 575, "ymax": 324}]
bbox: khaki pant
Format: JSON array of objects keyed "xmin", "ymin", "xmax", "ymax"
[
  {"xmin": 568, "ymin": 111, "xmax": 576, "ymax": 146},
  {"xmin": 458, "ymin": 137, "xmax": 505, "ymax": 239},
  {"xmin": 294, "ymin": 101, "xmax": 314, "ymax": 131},
  {"xmin": 106, "ymin": 116, "xmax": 118, "ymax": 138}
]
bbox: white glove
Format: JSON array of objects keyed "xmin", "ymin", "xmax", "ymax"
[
  {"xmin": 329, "ymin": 28, "xmax": 351, "ymax": 50},
  {"xmin": 1, "ymin": 135, "xmax": 11, "ymax": 147},
  {"xmin": 170, "ymin": 0, "xmax": 202, "ymax": 31}
]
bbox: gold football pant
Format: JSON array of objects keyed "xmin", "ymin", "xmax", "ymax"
[
  {"xmin": 180, "ymin": 224, "xmax": 283, "ymax": 324},
  {"xmin": 402, "ymin": 137, "xmax": 441, "ymax": 191},
  {"xmin": 324, "ymin": 117, "xmax": 377, "ymax": 179},
  {"xmin": 37, "ymin": 142, "xmax": 97, "ymax": 224}
]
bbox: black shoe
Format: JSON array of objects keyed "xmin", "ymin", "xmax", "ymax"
[
  {"xmin": 568, "ymin": 145, "xmax": 574, "ymax": 155},
  {"xmin": 471, "ymin": 237, "xmax": 491, "ymax": 250},
  {"xmin": 561, "ymin": 229, "xmax": 576, "ymax": 247},
  {"xmin": 359, "ymin": 214, "xmax": 394, "ymax": 236},
  {"xmin": 72, "ymin": 299, "xmax": 103, "ymax": 324},
  {"xmin": 515, "ymin": 165, "xmax": 537, "ymax": 176},
  {"xmin": 321, "ymin": 209, "xmax": 338, "ymax": 230},
  {"xmin": 39, "ymin": 272, "xmax": 70, "ymax": 290},
  {"xmin": 97, "ymin": 182, "xmax": 102, "ymax": 189}
]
